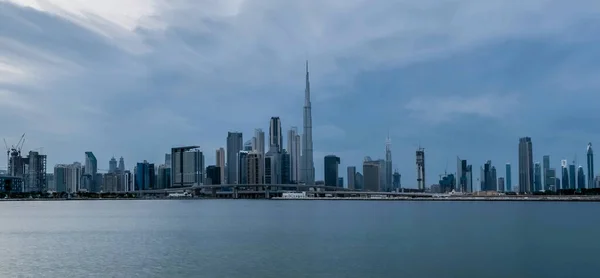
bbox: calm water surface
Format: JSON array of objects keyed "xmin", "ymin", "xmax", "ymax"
[{"xmin": 0, "ymin": 200, "xmax": 598, "ymax": 277}]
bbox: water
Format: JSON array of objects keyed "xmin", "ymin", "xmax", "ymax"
[{"xmin": 0, "ymin": 200, "xmax": 598, "ymax": 278}]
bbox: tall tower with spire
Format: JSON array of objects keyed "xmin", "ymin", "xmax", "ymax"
[
  {"xmin": 587, "ymin": 143, "xmax": 594, "ymax": 188},
  {"xmin": 385, "ymin": 133, "xmax": 392, "ymax": 191},
  {"xmin": 301, "ymin": 61, "xmax": 315, "ymax": 185}
]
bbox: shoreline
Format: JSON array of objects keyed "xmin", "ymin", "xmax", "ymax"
[{"xmin": 1, "ymin": 196, "xmax": 600, "ymax": 202}]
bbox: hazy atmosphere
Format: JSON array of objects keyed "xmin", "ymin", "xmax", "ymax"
[{"xmin": 2, "ymin": 0, "xmax": 600, "ymax": 186}]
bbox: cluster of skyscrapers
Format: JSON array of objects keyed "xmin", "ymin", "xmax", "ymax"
[
  {"xmin": 436, "ymin": 138, "xmax": 599, "ymax": 193},
  {"xmin": 2, "ymin": 63, "xmax": 599, "ymax": 195}
]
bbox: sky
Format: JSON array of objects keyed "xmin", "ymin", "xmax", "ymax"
[{"xmin": 1, "ymin": 0, "xmax": 600, "ymax": 189}]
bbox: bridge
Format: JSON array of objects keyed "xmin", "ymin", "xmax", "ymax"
[{"xmin": 120, "ymin": 184, "xmax": 435, "ymax": 199}]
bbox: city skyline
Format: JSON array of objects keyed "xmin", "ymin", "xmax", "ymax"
[{"xmin": 2, "ymin": 1, "xmax": 600, "ymax": 187}]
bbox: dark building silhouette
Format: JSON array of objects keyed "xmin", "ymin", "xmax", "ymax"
[
  {"xmin": 324, "ymin": 155, "xmax": 340, "ymax": 187},
  {"xmin": 206, "ymin": 165, "xmax": 221, "ymax": 185}
]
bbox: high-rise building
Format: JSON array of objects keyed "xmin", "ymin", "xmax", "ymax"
[
  {"xmin": 363, "ymin": 158, "xmax": 380, "ymax": 191},
  {"xmin": 534, "ymin": 162, "xmax": 542, "ymax": 192},
  {"xmin": 518, "ymin": 137, "xmax": 533, "ymax": 193},
  {"xmin": 134, "ymin": 161, "xmax": 155, "ymax": 190},
  {"xmin": 301, "ymin": 61, "xmax": 315, "ymax": 185},
  {"xmin": 254, "ymin": 129, "xmax": 265, "ymax": 184},
  {"xmin": 377, "ymin": 159, "xmax": 386, "ymax": 191},
  {"xmin": 227, "ymin": 132, "xmax": 243, "ymax": 184},
  {"xmin": 561, "ymin": 160, "xmax": 569, "ymax": 190},
  {"xmin": 103, "ymin": 173, "xmax": 120, "ymax": 192},
  {"xmin": 347, "ymin": 166, "xmax": 356, "ymax": 190},
  {"xmin": 269, "ymin": 117, "xmax": 283, "ymax": 153},
  {"xmin": 577, "ymin": 166, "xmax": 586, "ymax": 189},
  {"xmin": 264, "ymin": 150, "xmax": 281, "ymax": 185},
  {"xmin": 281, "ymin": 150, "xmax": 291, "ymax": 184},
  {"xmin": 205, "ymin": 165, "xmax": 221, "ymax": 185},
  {"xmin": 392, "ymin": 171, "xmax": 401, "ymax": 190},
  {"xmin": 482, "ymin": 160, "xmax": 494, "ymax": 191},
  {"xmin": 254, "ymin": 129, "xmax": 265, "ymax": 157},
  {"xmin": 385, "ymin": 135, "xmax": 392, "ymax": 191},
  {"xmin": 324, "ymin": 155, "xmax": 340, "ymax": 187},
  {"xmin": 216, "ymin": 148, "xmax": 225, "ymax": 184},
  {"xmin": 587, "ymin": 143, "xmax": 594, "ymax": 188},
  {"xmin": 505, "ymin": 163, "xmax": 512, "ymax": 192},
  {"xmin": 54, "ymin": 165, "xmax": 67, "ymax": 193},
  {"xmin": 246, "ymin": 152, "xmax": 263, "ymax": 184},
  {"xmin": 543, "ymin": 155, "xmax": 550, "ymax": 190},
  {"xmin": 109, "ymin": 157, "xmax": 117, "ymax": 173},
  {"xmin": 498, "ymin": 177, "xmax": 505, "ymax": 192},
  {"xmin": 416, "ymin": 147, "xmax": 425, "ymax": 190},
  {"xmin": 83, "ymin": 152, "xmax": 97, "ymax": 192},
  {"xmin": 118, "ymin": 157, "xmax": 125, "ymax": 172},
  {"xmin": 491, "ymin": 165, "xmax": 497, "ymax": 191},
  {"xmin": 23, "ymin": 151, "xmax": 47, "ymax": 192},
  {"xmin": 569, "ymin": 163, "xmax": 576, "ymax": 190},
  {"xmin": 243, "ymin": 140, "xmax": 253, "ymax": 152},
  {"xmin": 171, "ymin": 146, "xmax": 204, "ymax": 187},
  {"xmin": 164, "ymin": 154, "xmax": 171, "ymax": 167},
  {"xmin": 457, "ymin": 157, "xmax": 468, "ymax": 192},
  {"xmin": 547, "ymin": 168, "xmax": 556, "ymax": 191},
  {"xmin": 157, "ymin": 164, "xmax": 171, "ymax": 189},
  {"xmin": 355, "ymin": 172, "xmax": 364, "ymax": 190},
  {"xmin": 337, "ymin": 177, "xmax": 344, "ymax": 187},
  {"xmin": 238, "ymin": 151, "xmax": 249, "ymax": 184},
  {"xmin": 287, "ymin": 127, "xmax": 301, "ymax": 184}
]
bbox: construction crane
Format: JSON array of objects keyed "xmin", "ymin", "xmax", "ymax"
[
  {"xmin": 15, "ymin": 133, "xmax": 25, "ymax": 156},
  {"xmin": 3, "ymin": 138, "xmax": 9, "ymax": 169}
]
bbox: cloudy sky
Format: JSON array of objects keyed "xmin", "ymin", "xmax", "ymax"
[{"xmin": 1, "ymin": 0, "xmax": 600, "ymax": 188}]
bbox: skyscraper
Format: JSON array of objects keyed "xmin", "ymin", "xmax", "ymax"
[
  {"xmin": 542, "ymin": 155, "xmax": 550, "ymax": 190},
  {"xmin": 118, "ymin": 156, "xmax": 125, "ymax": 172},
  {"xmin": 84, "ymin": 152, "xmax": 97, "ymax": 192},
  {"xmin": 518, "ymin": 137, "xmax": 533, "ymax": 193},
  {"xmin": 216, "ymin": 148, "xmax": 225, "ymax": 184},
  {"xmin": 301, "ymin": 61, "xmax": 315, "ymax": 185},
  {"xmin": 171, "ymin": 146, "xmax": 204, "ymax": 187},
  {"xmin": 287, "ymin": 127, "xmax": 301, "ymax": 183},
  {"xmin": 269, "ymin": 117, "xmax": 283, "ymax": 153},
  {"xmin": 135, "ymin": 160, "xmax": 155, "ymax": 190},
  {"xmin": 227, "ymin": 132, "xmax": 243, "ymax": 184},
  {"xmin": 561, "ymin": 159, "xmax": 569, "ymax": 190},
  {"xmin": 243, "ymin": 140, "xmax": 253, "ymax": 151},
  {"xmin": 246, "ymin": 152, "xmax": 263, "ymax": 184},
  {"xmin": 254, "ymin": 129, "xmax": 265, "ymax": 183},
  {"xmin": 392, "ymin": 171, "xmax": 401, "ymax": 190},
  {"xmin": 385, "ymin": 135, "xmax": 392, "ymax": 191},
  {"xmin": 363, "ymin": 158, "xmax": 380, "ymax": 191},
  {"xmin": 534, "ymin": 162, "xmax": 542, "ymax": 192},
  {"xmin": 498, "ymin": 177, "xmax": 505, "ymax": 192},
  {"xmin": 457, "ymin": 157, "xmax": 468, "ymax": 192},
  {"xmin": 324, "ymin": 155, "xmax": 340, "ymax": 187},
  {"xmin": 505, "ymin": 163, "xmax": 512, "ymax": 192},
  {"xmin": 547, "ymin": 168, "xmax": 557, "ymax": 191},
  {"xmin": 491, "ymin": 165, "xmax": 497, "ymax": 191},
  {"xmin": 587, "ymin": 143, "xmax": 594, "ymax": 188},
  {"xmin": 238, "ymin": 151, "xmax": 249, "ymax": 184},
  {"xmin": 569, "ymin": 163, "xmax": 576, "ymax": 190},
  {"xmin": 254, "ymin": 129, "xmax": 265, "ymax": 158},
  {"xmin": 416, "ymin": 147, "xmax": 425, "ymax": 190},
  {"xmin": 577, "ymin": 166, "xmax": 585, "ymax": 189},
  {"xmin": 347, "ymin": 166, "xmax": 356, "ymax": 190},
  {"xmin": 109, "ymin": 157, "xmax": 117, "ymax": 173}
]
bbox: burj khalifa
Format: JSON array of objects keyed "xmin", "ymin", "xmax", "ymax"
[{"xmin": 301, "ymin": 61, "xmax": 315, "ymax": 185}]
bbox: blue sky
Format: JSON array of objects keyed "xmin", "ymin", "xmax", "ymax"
[{"xmin": 1, "ymin": 0, "xmax": 600, "ymax": 188}]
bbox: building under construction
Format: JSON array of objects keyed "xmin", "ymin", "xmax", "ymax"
[{"xmin": 4, "ymin": 134, "xmax": 47, "ymax": 192}]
